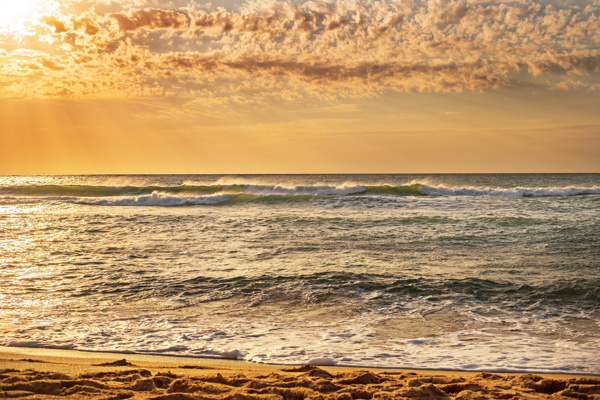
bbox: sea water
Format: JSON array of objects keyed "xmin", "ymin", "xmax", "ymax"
[{"xmin": 0, "ymin": 174, "xmax": 599, "ymax": 373}]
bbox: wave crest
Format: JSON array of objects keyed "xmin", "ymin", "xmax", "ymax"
[
  {"xmin": 1, "ymin": 181, "xmax": 598, "ymax": 206},
  {"xmin": 80, "ymin": 192, "xmax": 237, "ymax": 206},
  {"xmin": 421, "ymin": 185, "xmax": 600, "ymax": 197}
]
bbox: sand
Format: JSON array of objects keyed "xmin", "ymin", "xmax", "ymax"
[{"xmin": 1, "ymin": 347, "xmax": 599, "ymax": 399}]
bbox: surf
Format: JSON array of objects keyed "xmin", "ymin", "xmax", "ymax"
[{"xmin": 1, "ymin": 178, "xmax": 599, "ymax": 207}]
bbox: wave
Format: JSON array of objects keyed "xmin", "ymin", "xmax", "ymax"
[
  {"xmin": 79, "ymin": 192, "xmax": 238, "ymax": 207},
  {"xmin": 0, "ymin": 184, "xmax": 224, "ymax": 197},
  {"xmin": 1, "ymin": 182, "xmax": 598, "ymax": 206},
  {"xmin": 119, "ymin": 271, "xmax": 600, "ymax": 310},
  {"xmin": 420, "ymin": 185, "xmax": 600, "ymax": 197}
]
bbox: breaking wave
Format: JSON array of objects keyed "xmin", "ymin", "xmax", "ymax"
[
  {"xmin": 1, "ymin": 182, "xmax": 598, "ymax": 206},
  {"xmin": 80, "ymin": 192, "xmax": 238, "ymax": 207},
  {"xmin": 420, "ymin": 185, "xmax": 600, "ymax": 197}
]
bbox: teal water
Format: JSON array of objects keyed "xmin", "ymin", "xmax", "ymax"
[{"xmin": 0, "ymin": 174, "xmax": 599, "ymax": 373}]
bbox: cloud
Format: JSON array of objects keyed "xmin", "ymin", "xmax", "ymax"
[
  {"xmin": 527, "ymin": 51, "xmax": 600, "ymax": 75},
  {"xmin": 1, "ymin": 0, "xmax": 599, "ymax": 98},
  {"xmin": 72, "ymin": 17, "xmax": 100, "ymax": 35},
  {"xmin": 41, "ymin": 16, "xmax": 68, "ymax": 33},
  {"xmin": 41, "ymin": 59, "xmax": 66, "ymax": 71},
  {"xmin": 110, "ymin": 9, "xmax": 189, "ymax": 31},
  {"xmin": 160, "ymin": 53, "xmax": 509, "ymax": 92}
]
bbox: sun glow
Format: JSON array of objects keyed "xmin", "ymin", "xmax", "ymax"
[{"xmin": 0, "ymin": 0, "xmax": 37, "ymax": 34}]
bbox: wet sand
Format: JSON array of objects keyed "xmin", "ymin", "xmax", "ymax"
[{"xmin": 1, "ymin": 347, "xmax": 599, "ymax": 399}]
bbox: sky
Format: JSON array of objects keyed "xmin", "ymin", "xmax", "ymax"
[{"xmin": 0, "ymin": 0, "xmax": 599, "ymax": 174}]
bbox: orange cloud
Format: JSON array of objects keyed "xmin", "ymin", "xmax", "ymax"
[
  {"xmin": 41, "ymin": 58, "xmax": 66, "ymax": 71},
  {"xmin": 110, "ymin": 9, "xmax": 189, "ymax": 31},
  {"xmin": 1, "ymin": 0, "xmax": 599, "ymax": 98},
  {"xmin": 41, "ymin": 15, "xmax": 68, "ymax": 33},
  {"xmin": 72, "ymin": 17, "xmax": 100, "ymax": 35}
]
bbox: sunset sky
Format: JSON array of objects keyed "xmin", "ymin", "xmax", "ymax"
[{"xmin": 1, "ymin": 0, "xmax": 599, "ymax": 174}]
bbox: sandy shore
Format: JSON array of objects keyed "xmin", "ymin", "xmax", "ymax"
[{"xmin": 1, "ymin": 347, "xmax": 599, "ymax": 399}]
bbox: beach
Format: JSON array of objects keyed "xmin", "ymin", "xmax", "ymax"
[{"xmin": 1, "ymin": 347, "xmax": 599, "ymax": 399}]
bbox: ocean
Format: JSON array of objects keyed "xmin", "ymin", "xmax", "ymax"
[{"xmin": 1, "ymin": 174, "xmax": 599, "ymax": 374}]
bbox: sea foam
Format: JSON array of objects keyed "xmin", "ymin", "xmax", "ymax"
[
  {"xmin": 420, "ymin": 185, "xmax": 600, "ymax": 197},
  {"xmin": 79, "ymin": 192, "xmax": 237, "ymax": 206}
]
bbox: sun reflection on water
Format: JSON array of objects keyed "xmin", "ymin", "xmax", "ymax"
[
  {"xmin": 0, "ymin": 201, "xmax": 68, "ymax": 302},
  {"xmin": 0, "ymin": 206, "xmax": 68, "ymax": 331}
]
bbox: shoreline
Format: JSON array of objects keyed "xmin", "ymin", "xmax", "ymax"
[
  {"xmin": 2, "ymin": 346, "xmax": 599, "ymax": 399},
  {"xmin": 2, "ymin": 346, "xmax": 598, "ymax": 378}
]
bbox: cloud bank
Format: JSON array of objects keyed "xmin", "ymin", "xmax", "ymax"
[{"xmin": 1, "ymin": 0, "xmax": 599, "ymax": 98}]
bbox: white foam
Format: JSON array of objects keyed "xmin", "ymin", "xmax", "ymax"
[
  {"xmin": 214, "ymin": 349, "xmax": 245, "ymax": 360},
  {"xmin": 420, "ymin": 185, "xmax": 600, "ymax": 197},
  {"xmin": 137, "ymin": 345, "xmax": 190, "ymax": 353},
  {"xmin": 3, "ymin": 303, "xmax": 600, "ymax": 373},
  {"xmin": 79, "ymin": 192, "xmax": 237, "ymax": 207},
  {"xmin": 8, "ymin": 340, "xmax": 74, "ymax": 350},
  {"xmin": 307, "ymin": 357, "xmax": 338, "ymax": 366},
  {"xmin": 239, "ymin": 184, "xmax": 366, "ymax": 196}
]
